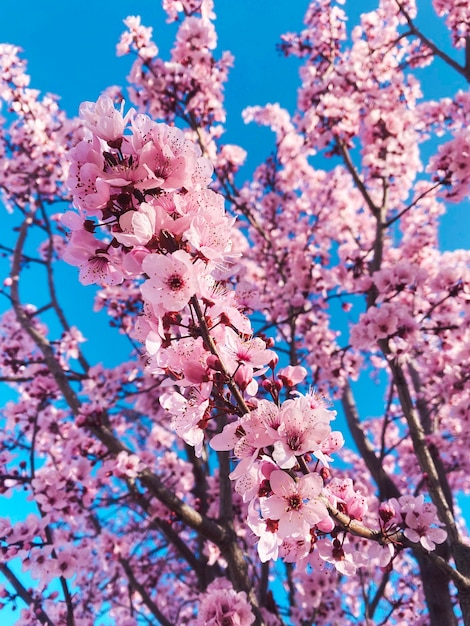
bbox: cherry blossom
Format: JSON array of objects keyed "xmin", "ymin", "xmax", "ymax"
[
  {"xmin": 196, "ymin": 580, "xmax": 255, "ymax": 626},
  {"xmin": 141, "ymin": 249, "xmax": 200, "ymax": 312},
  {"xmin": 261, "ymin": 470, "xmax": 328, "ymax": 537}
]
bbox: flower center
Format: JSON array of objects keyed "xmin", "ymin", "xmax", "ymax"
[
  {"xmin": 166, "ymin": 274, "xmax": 184, "ymax": 291},
  {"xmin": 288, "ymin": 494, "xmax": 302, "ymax": 510},
  {"xmin": 287, "ymin": 434, "xmax": 302, "ymax": 451}
]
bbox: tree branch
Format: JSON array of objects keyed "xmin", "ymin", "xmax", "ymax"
[
  {"xmin": 119, "ymin": 558, "xmax": 173, "ymax": 626},
  {"xmin": 0, "ymin": 563, "xmax": 56, "ymax": 626},
  {"xmin": 341, "ymin": 381, "xmax": 400, "ymax": 500},
  {"xmin": 394, "ymin": 0, "xmax": 470, "ymax": 81}
]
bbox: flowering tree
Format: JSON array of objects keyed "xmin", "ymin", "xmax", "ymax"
[{"xmin": 0, "ymin": 0, "xmax": 469, "ymax": 624}]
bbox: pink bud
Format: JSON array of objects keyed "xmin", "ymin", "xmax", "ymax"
[
  {"xmin": 277, "ymin": 365, "xmax": 307, "ymax": 387},
  {"xmin": 379, "ymin": 502, "xmax": 396, "ymax": 524},
  {"xmin": 234, "ymin": 365, "xmax": 253, "ymax": 390}
]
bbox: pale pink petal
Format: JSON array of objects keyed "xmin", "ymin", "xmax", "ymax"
[
  {"xmin": 269, "ymin": 470, "xmax": 297, "ymax": 498},
  {"xmin": 298, "ymin": 473, "xmax": 323, "ymax": 500},
  {"xmin": 261, "ymin": 495, "xmax": 287, "ymax": 521}
]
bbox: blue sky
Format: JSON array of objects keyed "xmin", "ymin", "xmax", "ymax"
[{"xmin": 0, "ymin": 0, "xmax": 469, "ymax": 621}]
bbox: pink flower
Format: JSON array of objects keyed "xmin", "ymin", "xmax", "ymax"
[
  {"xmin": 79, "ymin": 95, "xmax": 133, "ymax": 143},
  {"xmin": 55, "ymin": 550, "xmax": 78, "ymax": 579},
  {"xmin": 327, "ymin": 477, "xmax": 368, "ymax": 519},
  {"xmin": 261, "ymin": 470, "xmax": 328, "ymax": 537},
  {"xmin": 402, "ymin": 496, "xmax": 447, "ymax": 551},
  {"xmin": 22, "ymin": 546, "xmax": 56, "ymax": 584},
  {"xmin": 272, "ymin": 394, "xmax": 334, "ymax": 469},
  {"xmin": 117, "ymin": 15, "xmax": 158, "ymax": 59},
  {"xmin": 404, "ymin": 516, "xmax": 447, "ymax": 551},
  {"xmin": 78, "ymin": 254, "xmax": 124, "ymax": 286},
  {"xmin": 132, "ymin": 121, "xmax": 213, "ymax": 191},
  {"xmin": 277, "ymin": 365, "xmax": 308, "ymax": 387},
  {"xmin": 61, "ymin": 230, "xmax": 124, "ymax": 286},
  {"xmin": 114, "ymin": 451, "xmax": 143, "ymax": 479},
  {"xmin": 66, "ymin": 141, "xmax": 109, "ymax": 215},
  {"xmin": 160, "ymin": 384, "xmax": 211, "ymax": 457},
  {"xmin": 113, "ymin": 201, "xmax": 175, "ymax": 248},
  {"xmin": 113, "ymin": 205, "xmax": 155, "ymax": 247},
  {"xmin": 196, "ymin": 579, "xmax": 255, "ymax": 626},
  {"xmin": 219, "ymin": 327, "xmax": 276, "ymax": 377},
  {"xmin": 279, "ymin": 535, "xmax": 311, "ymax": 563},
  {"xmin": 210, "ymin": 400, "xmax": 280, "ymax": 460},
  {"xmin": 141, "ymin": 250, "xmax": 199, "ymax": 312},
  {"xmin": 316, "ymin": 536, "xmax": 368, "ymax": 575},
  {"xmin": 387, "ymin": 494, "xmax": 447, "ymax": 551}
]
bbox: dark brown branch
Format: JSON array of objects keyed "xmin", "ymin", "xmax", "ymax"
[
  {"xmin": 341, "ymin": 382, "xmax": 400, "ymax": 500},
  {"xmin": 380, "ymin": 346, "xmax": 458, "ymax": 541},
  {"xmin": 337, "ymin": 140, "xmax": 379, "ymax": 217},
  {"xmin": 394, "ymin": 0, "xmax": 470, "ymax": 82},
  {"xmin": 384, "ymin": 181, "xmax": 442, "ymax": 228},
  {"xmin": 119, "ymin": 558, "xmax": 173, "ymax": 626},
  {"xmin": 38, "ymin": 200, "xmax": 89, "ymax": 373},
  {"xmin": 0, "ymin": 563, "xmax": 56, "ymax": 626}
]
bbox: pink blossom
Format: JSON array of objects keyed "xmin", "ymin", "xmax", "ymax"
[
  {"xmin": 133, "ymin": 121, "xmax": 213, "ymax": 191},
  {"xmin": 386, "ymin": 495, "xmax": 448, "ymax": 551},
  {"xmin": 114, "ymin": 451, "xmax": 143, "ymax": 479},
  {"xmin": 62, "ymin": 228, "xmax": 124, "ymax": 285},
  {"xmin": 22, "ymin": 546, "xmax": 56, "ymax": 584},
  {"xmin": 277, "ymin": 364, "xmax": 308, "ymax": 387},
  {"xmin": 210, "ymin": 400, "xmax": 280, "ymax": 461},
  {"xmin": 196, "ymin": 579, "xmax": 255, "ymax": 626},
  {"xmin": 112, "ymin": 204, "xmax": 156, "ymax": 247},
  {"xmin": 327, "ymin": 477, "xmax": 368, "ymax": 519},
  {"xmin": 79, "ymin": 95, "xmax": 132, "ymax": 142},
  {"xmin": 316, "ymin": 536, "xmax": 368, "ymax": 575},
  {"xmin": 247, "ymin": 500, "xmax": 283, "ymax": 562},
  {"xmin": 272, "ymin": 394, "xmax": 334, "ymax": 469},
  {"xmin": 160, "ymin": 384, "xmax": 211, "ymax": 456},
  {"xmin": 432, "ymin": 0, "xmax": 470, "ymax": 47},
  {"xmin": 219, "ymin": 327, "xmax": 276, "ymax": 378},
  {"xmin": 261, "ymin": 470, "xmax": 328, "ymax": 537},
  {"xmin": 141, "ymin": 250, "xmax": 199, "ymax": 312},
  {"xmin": 116, "ymin": 15, "xmax": 158, "ymax": 59},
  {"xmin": 404, "ymin": 516, "xmax": 447, "ymax": 551},
  {"xmin": 176, "ymin": 16, "xmax": 217, "ymax": 51},
  {"xmin": 400, "ymin": 495, "xmax": 447, "ymax": 551},
  {"xmin": 66, "ymin": 141, "xmax": 109, "ymax": 214}
]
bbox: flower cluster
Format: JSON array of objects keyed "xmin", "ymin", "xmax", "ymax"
[
  {"xmin": 63, "ymin": 97, "xmax": 350, "ymax": 571},
  {"xmin": 62, "ymin": 94, "xmax": 227, "ymax": 286},
  {"xmin": 0, "ymin": 44, "xmax": 73, "ymax": 209},
  {"xmin": 380, "ymin": 494, "xmax": 447, "ymax": 552},
  {"xmin": 62, "ymin": 96, "xmax": 274, "ymax": 457},
  {"xmin": 62, "ymin": 96, "xmax": 451, "ymax": 580},
  {"xmin": 432, "ymin": 0, "xmax": 470, "ymax": 47},
  {"xmin": 195, "ymin": 579, "xmax": 255, "ymax": 626},
  {"xmin": 211, "ymin": 391, "xmax": 346, "ymax": 562},
  {"xmin": 428, "ymin": 128, "xmax": 470, "ymax": 202},
  {"xmin": 117, "ymin": 9, "xmax": 232, "ymax": 129}
]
